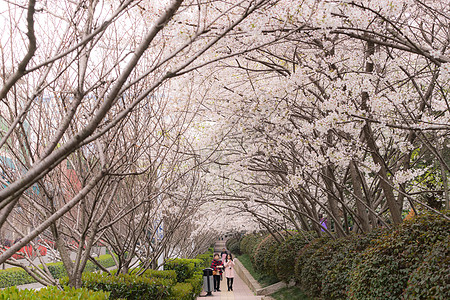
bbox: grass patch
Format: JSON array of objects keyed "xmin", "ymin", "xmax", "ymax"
[
  {"xmin": 271, "ymin": 286, "xmax": 310, "ymax": 300},
  {"xmin": 236, "ymin": 254, "xmax": 279, "ymax": 287}
]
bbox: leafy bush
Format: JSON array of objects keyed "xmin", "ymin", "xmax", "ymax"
[
  {"xmin": 94, "ymin": 254, "xmax": 117, "ymax": 269},
  {"xmin": 168, "ymin": 282, "xmax": 194, "ymax": 300},
  {"xmin": 239, "ymin": 233, "xmax": 256, "ymax": 255},
  {"xmin": 225, "ymin": 237, "xmax": 238, "ymax": 249},
  {"xmin": 142, "ymin": 269, "xmax": 177, "ymax": 284},
  {"xmin": 300, "ymin": 237, "xmax": 349, "ymax": 297},
  {"xmin": 195, "ymin": 253, "xmax": 213, "ymax": 269},
  {"xmin": 228, "ymin": 240, "xmax": 241, "ymax": 255},
  {"xmin": 403, "ymin": 235, "xmax": 450, "ymax": 299},
  {"xmin": 240, "ymin": 233, "xmax": 264, "ymax": 256},
  {"xmin": 0, "ymin": 254, "xmax": 116, "ymax": 288},
  {"xmin": 251, "ymin": 233, "xmax": 270, "ymax": 270},
  {"xmin": 72, "ymin": 272, "xmax": 171, "ymax": 300},
  {"xmin": 46, "ymin": 262, "xmax": 67, "ymax": 279},
  {"xmin": 0, "ymin": 285, "xmax": 110, "ymax": 300},
  {"xmin": 274, "ymin": 233, "xmax": 311, "ymax": 283},
  {"xmin": 164, "ymin": 258, "xmax": 202, "ymax": 283},
  {"xmin": 185, "ymin": 272, "xmax": 203, "ymax": 296},
  {"xmin": 226, "ymin": 237, "xmax": 242, "ymax": 256},
  {"xmin": 294, "ymin": 237, "xmax": 329, "ymax": 287},
  {"xmin": 124, "ymin": 268, "xmax": 177, "ymax": 286},
  {"xmin": 348, "ymin": 212, "xmax": 450, "ymax": 300},
  {"xmin": 238, "ymin": 253, "xmax": 279, "ymax": 287},
  {"xmin": 252, "ymin": 233, "xmax": 285, "ymax": 275},
  {"xmin": 0, "ymin": 267, "xmax": 36, "ymax": 288},
  {"xmin": 321, "ymin": 230, "xmax": 384, "ymax": 299}
]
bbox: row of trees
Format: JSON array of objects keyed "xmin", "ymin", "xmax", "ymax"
[
  {"xmin": 1, "ymin": 0, "xmax": 449, "ymax": 289},
  {"xmin": 0, "ymin": 0, "xmax": 276, "ymax": 288},
  {"xmin": 186, "ymin": 0, "xmax": 450, "ymax": 237}
]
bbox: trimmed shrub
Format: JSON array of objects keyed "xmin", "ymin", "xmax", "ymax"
[
  {"xmin": 348, "ymin": 212, "xmax": 450, "ymax": 300},
  {"xmin": 251, "ymin": 233, "xmax": 269, "ymax": 270},
  {"xmin": 0, "ymin": 254, "xmax": 116, "ymax": 288},
  {"xmin": 195, "ymin": 253, "xmax": 213, "ymax": 269},
  {"xmin": 164, "ymin": 258, "xmax": 202, "ymax": 283},
  {"xmin": 46, "ymin": 262, "xmax": 67, "ymax": 279},
  {"xmin": 185, "ymin": 272, "xmax": 203, "ymax": 297},
  {"xmin": 0, "ymin": 285, "xmax": 110, "ymax": 300},
  {"xmin": 168, "ymin": 282, "xmax": 194, "ymax": 300},
  {"xmin": 225, "ymin": 237, "xmax": 237, "ymax": 250},
  {"xmin": 228, "ymin": 241, "xmax": 241, "ymax": 256},
  {"xmin": 226, "ymin": 237, "xmax": 242, "ymax": 256},
  {"xmin": 142, "ymin": 269, "xmax": 177, "ymax": 284},
  {"xmin": 252, "ymin": 233, "xmax": 285, "ymax": 275},
  {"xmin": 0, "ymin": 267, "xmax": 36, "ymax": 288},
  {"xmin": 294, "ymin": 237, "xmax": 329, "ymax": 288},
  {"xmin": 403, "ymin": 235, "xmax": 450, "ymax": 299},
  {"xmin": 239, "ymin": 233, "xmax": 257, "ymax": 255},
  {"xmin": 274, "ymin": 233, "xmax": 311, "ymax": 283},
  {"xmin": 300, "ymin": 237, "xmax": 349, "ymax": 297},
  {"xmin": 321, "ymin": 230, "xmax": 385, "ymax": 299},
  {"xmin": 125, "ymin": 268, "xmax": 177, "ymax": 285},
  {"xmin": 240, "ymin": 233, "xmax": 264, "ymax": 257},
  {"xmin": 71, "ymin": 272, "xmax": 171, "ymax": 300},
  {"xmin": 93, "ymin": 254, "xmax": 117, "ymax": 269}
]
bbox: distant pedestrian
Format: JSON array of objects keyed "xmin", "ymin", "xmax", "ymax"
[
  {"xmin": 319, "ymin": 214, "xmax": 327, "ymax": 232},
  {"xmin": 211, "ymin": 253, "xmax": 224, "ymax": 292},
  {"xmin": 224, "ymin": 254, "xmax": 235, "ymax": 291},
  {"xmin": 220, "ymin": 248, "xmax": 227, "ymax": 262}
]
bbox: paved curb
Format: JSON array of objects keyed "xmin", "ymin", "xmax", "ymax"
[
  {"xmin": 257, "ymin": 281, "xmax": 288, "ymax": 296},
  {"xmin": 233, "ymin": 258, "xmax": 287, "ymax": 296},
  {"xmin": 234, "ymin": 258, "xmax": 262, "ymax": 294}
]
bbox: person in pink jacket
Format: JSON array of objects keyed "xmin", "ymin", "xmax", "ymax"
[{"xmin": 224, "ymin": 254, "xmax": 235, "ymax": 291}]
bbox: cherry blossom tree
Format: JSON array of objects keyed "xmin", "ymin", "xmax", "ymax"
[
  {"xmin": 0, "ymin": 0, "xmax": 277, "ymax": 268},
  {"xmin": 179, "ymin": 0, "xmax": 450, "ymax": 237}
]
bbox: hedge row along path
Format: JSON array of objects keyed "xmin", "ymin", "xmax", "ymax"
[
  {"xmin": 198, "ymin": 240, "xmax": 263, "ymax": 300},
  {"xmin": 12, "ymin": 264, "xmax": 119, "ymax": 291}
]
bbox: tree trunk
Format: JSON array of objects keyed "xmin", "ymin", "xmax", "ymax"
[{"xmin": 350, "ymin": 161, "xmax": 371, "ymax": 232}]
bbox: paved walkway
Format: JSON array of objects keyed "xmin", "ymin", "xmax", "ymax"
[{"xmin": 198, "ymin": 240, "xmax": 263, "ymax": 300}]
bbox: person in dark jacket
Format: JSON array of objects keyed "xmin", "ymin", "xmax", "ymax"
[{"xmin": 211, "ymin": 253, "xmax": 224, "ymax": 292}]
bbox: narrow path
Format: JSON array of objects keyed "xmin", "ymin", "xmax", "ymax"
[{"xmin": 198, "ymin": 240, "xmax": 263, "ymax": 300}]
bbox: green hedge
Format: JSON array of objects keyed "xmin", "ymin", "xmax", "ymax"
[
  {"xmin": 300, "ymin": 237, "xmax": 349, "ymax": 298},
  {"xmin": 141, "ymin": 269, "xmax": 177, "ymax": 284},
  {"xmin": 294, "ymin": 237, "xmax": 329, "ymax": 288},
  {"xmin": 348, "ymin": 212, "xmax": 450, "ymax": 299},
  {"xmin": 236, "ymin": 211, "xmax": 449, "ymax": 300},
  {"xmin": 0, "ymin": 285, "xmax": 110, "ymax": 300},
  {"xmin": 226, "ymin": 237, "xmax": 242, "ymax": 255},
  {"xmin": 252, "ymin": 233, "xmax": 282, "ymax": 275},
  {"xmin": 168, "ymin": 282, "xmax": 194, "ymax": 300},
  {"xmin": 185, "ymin": 272, "xmax": 203, "ymax": 296},
  {"xmin": 0, "ymin": 267, "xmax": 37, "ymax": 289},
  {"xmin": 195, "ymin": 250, "xmax": 213, "ymax": 269},
  {"xmin": 403, "ymin": 235, "xmax": 450, "ymax": 299},
  {"xmin": 0, "ymin": 254, "xmax": 116, "ymax": 288},
  {"xmin": 163, "ymin": 258, "xmax": 202, "ymax": 283},
  {"xmin": 274, "ymin": 233, "xmax": 310, "ymax": 283},
  {"xmin": 240, "ymin": 233, "xmax": 264, "ymax": 256},
  {"xmin": 66, "ymin": 272, "xmax": 171, "ymax": 300},
  {"xmin": 321, "ymin": 230, "xmax": 384, "ymax": 299}
]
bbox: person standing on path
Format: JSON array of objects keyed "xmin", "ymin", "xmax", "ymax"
[
  {"xmin": 211, "ymin": 253, "xmax": 224, "ymax": 292},
  {"xmin": 224, "ymin": 253, "xmax": 235, "ymax": 291}
]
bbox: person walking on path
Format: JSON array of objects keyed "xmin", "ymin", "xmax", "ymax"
[
  {"xmin": 224, "ymin": 253, "xmax": 235, "ymax": 291},
  {"xmin": 211, "ymin": 253, "xmax": 224, "ymax": 292}
]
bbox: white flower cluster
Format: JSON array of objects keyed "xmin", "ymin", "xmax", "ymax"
[{"xmin": 393, "ymin": 168, "xmax": 429, "ymax": 186}]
